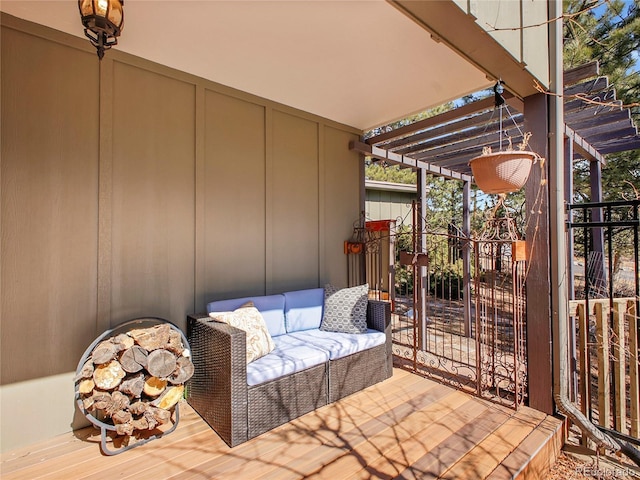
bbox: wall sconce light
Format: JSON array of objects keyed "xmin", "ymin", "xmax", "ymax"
[{"xmin": 78, "ymin": 0, "xmax": 124, "ymax": 60}]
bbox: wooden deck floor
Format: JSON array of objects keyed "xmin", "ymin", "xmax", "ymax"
[{"xmin": 1, "ymin": 368, "xmax": 563, "ymax": 480}]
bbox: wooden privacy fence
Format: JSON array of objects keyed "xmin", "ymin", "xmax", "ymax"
[{"xmin": 570, "ymin": 298, "xmax": 639, "ymax": 438}]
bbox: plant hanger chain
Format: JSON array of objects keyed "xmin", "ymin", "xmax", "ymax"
[{"xmin": 494, "ymin": 80, "xmax": 527, "ymax": 151}]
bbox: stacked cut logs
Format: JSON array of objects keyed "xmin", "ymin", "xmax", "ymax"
[{"xmin": 75, "ymin": 323, "xmax": 194, "ymax": 438}]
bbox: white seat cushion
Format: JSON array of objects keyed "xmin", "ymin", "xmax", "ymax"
[
  {"xmin": 246, "ymin": 334, "xmax": 329, "ymax": 386},
  {"xmin": 289, "ymin": 328, "xmax": 386, "ymax": 360}
]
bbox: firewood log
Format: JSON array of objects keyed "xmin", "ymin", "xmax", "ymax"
[
  {"xmin": 105, "ymin": 391, "xmax": 130, "ymax": 417},
  {"xmin": 142, "ymin": 410, "xmax": 158, "ymax": 430},
  {"xmin": 118, "ymin": 372, "xmax": 145, "ymax": 398},
  {"xmin": 128, "ymin": 401, "xmax": 148, "ymax": 415},
  {"xmin": 129, "ymin": 324, "xmax": 170, "ymax": 351},
  {"xmin": 91, "ymin": 340, "xmax": 118, "ymax": 365},
  {"xmin": 112, "ymin": 410, "xmax": 132, "ymax": 425},
  {"xmin": 168, "ymin": 356, "xmax": 194, "ymax": 384},
  {"xmin": 153, "ymin": 385, "xmax": 184, "ymax": 410},
  {"xmin": 166, "ymin": 330, "xmax": 184, "ymax": 355},
  {"xmin": 143, "ymin": 376, "xmax": 167, "ymax": 397},
  {"xmin": 146, "ymin": 349, "xmax": 177, "ymax": 378},
  {"xmin": 132, "ymin": 416, "xmax": 150, "ymax": 431},
  {"xmin": 77, "ymin": 378, "xmax": 95, "ymax": 395},
  {"xmin": 115, "ymin": 422, "xmax": 134, "ymax": 436},
  {"xmin": 119, "ymin": 345, "xmax": 148, "ymax": 373},
  {"xmin": 147, "ymin": 406, "xmax": 172, "ymax": 425},
  {"xmin": 93, "ymin": 359, "xmax": 126, "ymax": 390},
  {"xmin": 74, "ymin": 359, "xmax": 94, "ymax": 381},
  {"xmin": 82, "ymin": 395, "xmax": 96, "ymax": 412},
  {"xmin": 113, "ymin": 333, "xmax": 134, "ymax": 351},
  {"xmin": 92, "ymin": 391, "xmax": 113, "ymax": 412}
]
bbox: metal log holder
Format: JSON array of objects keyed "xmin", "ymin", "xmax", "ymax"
[{"xmin": 74, "ymin": 317, "xmax": 189, "ymax": 455}]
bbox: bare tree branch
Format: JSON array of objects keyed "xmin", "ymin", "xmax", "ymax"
[{"xmin": 484, "ymin": 0, "xmax": 609, "ymax": 32}]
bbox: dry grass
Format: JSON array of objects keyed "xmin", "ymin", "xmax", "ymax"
[
  {"xmin": 548, "ymin": 451, "xmax": 590, "ymax": 480},
  {"xmin": 548, "ymin": 445, "xmax": 640, "ymax": 479}
]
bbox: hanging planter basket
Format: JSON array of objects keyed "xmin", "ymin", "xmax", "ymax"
[{"xmin": 469, "ymin": 150, "xmax": 536, "ymax": 194}]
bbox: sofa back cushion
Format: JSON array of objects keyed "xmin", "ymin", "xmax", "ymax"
[
  {"xmin": 207, "ymin": 294, "xmax": 286, "ymax": 337},
  {"xmin": 284, "ymin": 288, "xmax": 324, "ymax": 333}
]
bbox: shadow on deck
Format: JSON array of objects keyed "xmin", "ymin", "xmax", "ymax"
[{"xmin": 1, "ymin": 368, "xmax": 563, "ymax": 480}]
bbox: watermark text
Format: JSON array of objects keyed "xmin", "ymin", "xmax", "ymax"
[{"xmin": 576, "ymin": 464, "xmax": 636, "ymax": 478}]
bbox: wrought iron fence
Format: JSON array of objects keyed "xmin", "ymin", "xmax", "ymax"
[{"xmin": 568, "ymin": 199, "xmax": 640, "ymax": 441}]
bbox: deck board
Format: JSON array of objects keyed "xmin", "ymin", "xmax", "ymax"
[
  {"xmin": 286, "ymin": 389, "xmax": 466, "ymax": 479},
  {"xmin": 340, "ymin": 396, "xmax": 486, "ymax": 480},
  {"xmin": 0, "ymin": 368, "xmax": 562, "ymax": 480},
  {"xmin": 438, "ymin": 407, "xmax": 548, "ymax": 479},
  {"xmin": 369, "ymin": 399, "xmax": 510, "ymax": 480},
  {"xmin": 485, "ymin": 414, "xmax": 564, "ymax": 480}
]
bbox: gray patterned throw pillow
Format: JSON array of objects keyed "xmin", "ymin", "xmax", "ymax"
[{"xmin": 320, "ymin": 283, "xmax": 369, "ymax": 334}]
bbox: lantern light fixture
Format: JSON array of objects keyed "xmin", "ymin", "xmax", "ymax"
[{"xmin": 78, "ymin": 0, "xmax": 124, "ymax": 60}]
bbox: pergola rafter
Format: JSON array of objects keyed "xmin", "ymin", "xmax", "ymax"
[{"xmin": 356, "ymin": 61, "xmax": 639, "ymax": 180}]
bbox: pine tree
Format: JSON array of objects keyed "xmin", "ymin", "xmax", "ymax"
[{"xmin": 564, "ymin": 0, "xmax": 640, "ymax": 202}]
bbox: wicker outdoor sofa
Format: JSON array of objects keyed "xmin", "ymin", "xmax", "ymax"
[{"xmin": 186, "ymin": 285, "xmax": 392, "ymax": 447}]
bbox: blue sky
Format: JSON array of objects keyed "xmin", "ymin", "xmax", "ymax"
[{"xmin": 591, "ymin": 0, "xmax": 639, "ymax": 74}]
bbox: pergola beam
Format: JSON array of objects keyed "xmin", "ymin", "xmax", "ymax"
[
  {"xmin": 566, "ymin": 125, "xmax": 605, "ymax": 165},
  {"xmin": 564, "ymin": 76, "xmax": 609, "ymax": 98},
  {"xmin": 563, "ymin": 61, "xmax": 599, "ymax": 86},
  {"xmin": 564, "ymin": 89, "xmax": 616, "ymax": 113},
  {"xmin": 566, "ymin": 108, "xmax": 629, "ymax": 130},
  {"xmin": 382, "ymin": 108, "xmax": 497, "ymax": 150},
  {"xmin": 366, "ymin": 95, "xmax": 503, "ymax": 146},
  {"xmin": 350, "ymin": 140, "xmax": 472, "ymax": 182},
  {"xmin": 397, "ymin": 113, "xmax": 524, "ymax": 156},
  {"xmin": 597, "ymin": 137, "xmax": 640, "ymax": 154},
  {"xmin": 413, "ymin": 131, "xmax": 503, "ymax": 162},
  {"xmin": 361, "ymin": 64, "xmax": 637, "ymax": 179}
]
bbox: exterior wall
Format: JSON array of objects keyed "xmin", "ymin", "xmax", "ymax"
[
  {"xmin": 467, "ymin": 0, "xmax": 549, "ymax": 87},
  {"xmin": 399, "ymin": 0, "xmax": 550, "ymax": 94},
  {"xmin": 0, "ymin": 15, "xmax": 361, "ymax": 452},
  {"xmin": 365, "ymin": 183, "xmax": 416, "ymax": 224}
]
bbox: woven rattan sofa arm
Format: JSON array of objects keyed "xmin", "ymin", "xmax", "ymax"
[
  {"xmin": 366, "ymin": 300, "xmax": 392, "ymax": 378},
  {"xmin": 187, "ymin": 314, "xmax": 249, "ymax": 447},
  {"xmin": 366, "ymin": 300, "xmax": 391, "ymax": 334}
]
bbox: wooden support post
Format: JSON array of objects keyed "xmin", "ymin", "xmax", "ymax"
[
  {"xmin": 388, "ymin": 223, "xmax": 396, "ymax": 309},
  {"xmin": 613, "ymin": 302, "xmax": 627, "ymax": 434},
  {"xmin": 589, "ymin": 160, "xmax": 608, "ymax": 293},
  {"xmin": 524, "ymin": 92, "xmax": 554, "ymax": 415},
  {"xmin": 595, "ymin": 302, "xmax": 611, "ymax": 428},
  {"xmin": 628, "ymin": 299, "xmax": 639, "ymax": 437}
]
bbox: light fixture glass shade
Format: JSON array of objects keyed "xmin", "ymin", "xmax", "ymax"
[
  {"xmin": 79, "ymin": 0, "xmax": 93, "ymax": 17},
  {"xmin": 108, "ymin": 3, "xmax": 123, "ymax": 27},
  {"xmin": 78, "ymin": 0, "xmax": 124, "ymax": 60}
]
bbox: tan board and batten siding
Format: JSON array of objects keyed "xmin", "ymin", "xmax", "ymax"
[{"xmin": 0, "ymin": 14, "xmax": 361, "ymax": 452}]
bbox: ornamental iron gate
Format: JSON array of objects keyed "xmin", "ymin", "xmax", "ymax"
[{"xmin": 351, "ymin": 202, "xmax": 528, "ymax": 409}]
